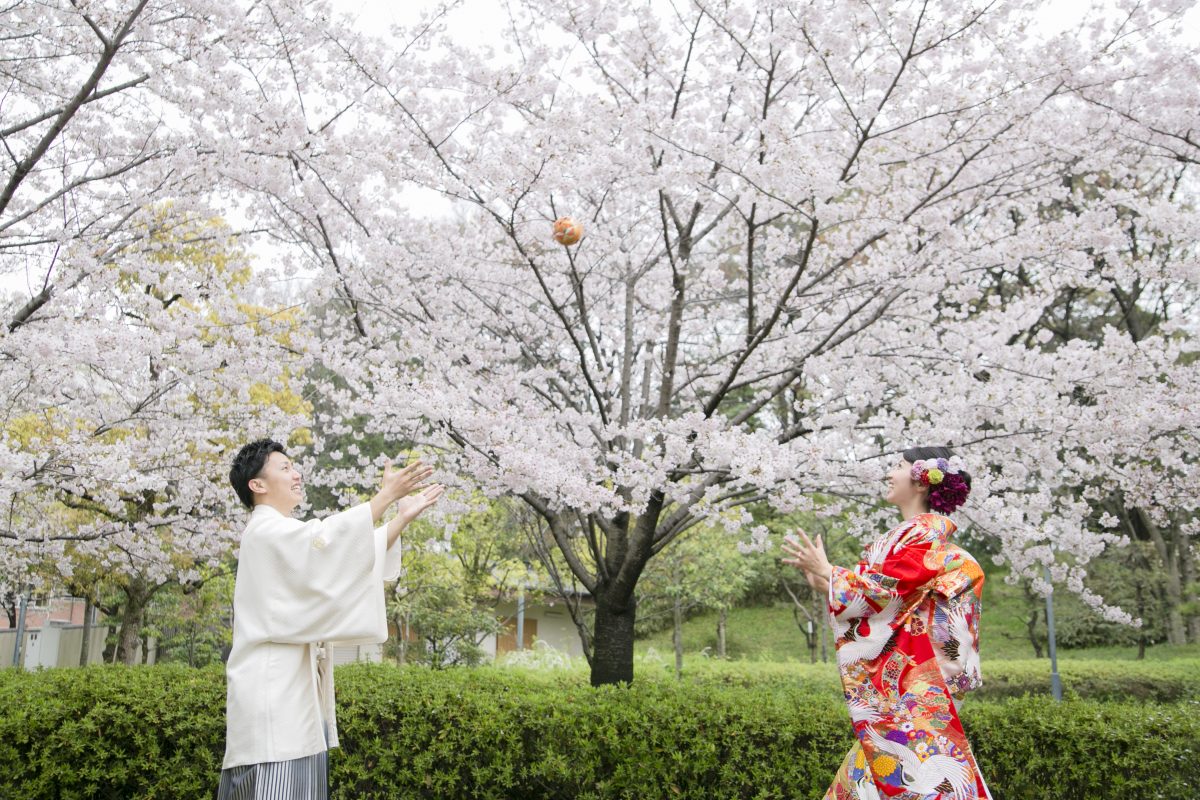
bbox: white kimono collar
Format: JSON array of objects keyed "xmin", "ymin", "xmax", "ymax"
[{"xmin": 250, "ymin": 504, "xmax": 289, "ymax": 519}]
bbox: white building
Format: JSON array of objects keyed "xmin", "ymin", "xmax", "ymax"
[
  {"xmin": 481, "ymin": 595, "xmax": 588, "ymax": 660},
  {"xmin": 331, "ymin": 592, "xmax": 591, "ymax": 665},
  {"xmin": 0, "ymin": 595, "xmax": 110, "ymax": 669}
]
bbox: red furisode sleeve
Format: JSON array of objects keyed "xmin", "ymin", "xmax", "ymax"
[{"xmin": 828, "ymin": 519, "xmax": 948, "ymax": 623}]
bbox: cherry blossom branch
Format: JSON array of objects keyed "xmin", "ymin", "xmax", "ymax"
[{"xmin": 0, "ymin": 0, "xmax": 151, "ymax": 217}]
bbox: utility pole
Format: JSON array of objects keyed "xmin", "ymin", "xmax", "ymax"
[
  {"xmin": 10, "ymin": 587, "xmax": 29, "ymax": 669},
  {"xmin": 515, "ymin": 592, "xmax": 525, "ymax": 651},
  {"xmin": 1044, "ymin": 566, "xmax": 1063, "ymax": 702}
]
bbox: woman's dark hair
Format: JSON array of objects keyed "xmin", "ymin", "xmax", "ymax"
[
  {"xmin": 902, "ymin": 446, "xmax": 972, "ymax": 487},
  {"xmin": 229, "ymin": 439, "xmax": 287, "ymax": 509},
  {"xmin": 902, "ymin": 445, "xmax": 972, "ymax": 514}
]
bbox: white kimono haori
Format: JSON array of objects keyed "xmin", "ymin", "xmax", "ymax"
[{"xmin": 222, "ymin": 502, "xmax": 402, "ymax": 769}]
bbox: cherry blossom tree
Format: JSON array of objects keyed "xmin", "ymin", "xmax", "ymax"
[
  {"xmin": 4, "ymin": 0, "xmax": 1197, "ymax": 683},
  {"xmin": 0, "ymin": 1, "xmax": 337, "ymax": 659},
  {"xmin": 259, "ymin": 0, "xmax": 1200, "ymax": 684},
  {"xmin": 1051, "ymin": 16, "xmax": 1200, "ymax": 643},
  {"xmin": 1, "ymin": 211, "xmax": 311, "ymax": 661}
]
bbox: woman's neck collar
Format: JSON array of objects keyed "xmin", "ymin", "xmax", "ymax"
[{"xmin": 898, "ymin": 500, "xmax": 930, "ymax": 521}]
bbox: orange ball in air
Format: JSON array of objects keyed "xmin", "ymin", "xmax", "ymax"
[{"xmin": 552, "ymin": 216, "xmax": 584, "ymax": 246}]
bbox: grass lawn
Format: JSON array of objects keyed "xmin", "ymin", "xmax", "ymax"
[{"xmin": 635, "ymin": 567, "xmax": 1200, "ymax": 665}]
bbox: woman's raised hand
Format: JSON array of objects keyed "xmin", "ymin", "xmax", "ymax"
[
  {"xmin": 781, "ymin": 529, "xmax": 835, "ymax": 590},
  {"xmin": 394, "ymin": 484, "xmax": 445, "ymax": 524}
]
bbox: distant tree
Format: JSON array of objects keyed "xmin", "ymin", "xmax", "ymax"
[{"xmin": 638, "ymin": 523, "xmax": 754, "ymax": 677}]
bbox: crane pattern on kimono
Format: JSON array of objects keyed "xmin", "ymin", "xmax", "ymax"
[{"xmin": 823, "ymin": 514, "xmax": 990, "ymax": 800}]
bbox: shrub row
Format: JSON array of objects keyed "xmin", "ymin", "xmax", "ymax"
[
  {"xmin": 967, "ymin": 658, "xmax": 1200, "ymax": 702},
  {"xmin": 655, "ymin": 656, "xmax": 1200, "ymax": 703},
  {"xmin": 1, "ymin": 663, "xmax": 1195, "ymax": 799}
]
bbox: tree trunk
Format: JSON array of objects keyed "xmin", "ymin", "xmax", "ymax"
[
  {"xmin": 816, "ymin": 596, "xmax": 827, "ymax": 663},
  {"xmin": 716, "ymin": 607, "xmax": 727, "ymax": 660},
  {"xmin": 123, "ymin": 610, "xmax": 147, "ymax": 665},
  {"xmin": 1027, "ymin": 609, "xmax": 1043, "ymax": 658},
  {"xmin": 672, "ymin": 596, "xmax": 684, "ymax": 680},
  {"xmin": 1173, "ymin": 518, "xmax": 1199, "ymax": 643},
  {"xmin": 1138, "ymin": 509, "xmax": 1186, "ymax": 645},
  {"xmin": 781, "ymin": 579, "xmax": 816, "ymax": 662},
  {"xmin": 591, "ymin": 593, "xmax": 636, "ymax": 686},
  {"xmin": 116, "ymin": 581, "xmax": 155, "ymax": 665},
  {"xmin": 1135, "ymin": 582, "xmax": 1147, "ymax": 660},
  {"xmin": 78, "ymin": 594, "xmax": 94, "ymax": 666},
  {"xmin": 117, "ymin": 601, "xmax": 144, "ymax": 664}
]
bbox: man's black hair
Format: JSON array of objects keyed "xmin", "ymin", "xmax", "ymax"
[{"xmin": 229, "ymin": 439, "xmax": 287, "ymax": 509}]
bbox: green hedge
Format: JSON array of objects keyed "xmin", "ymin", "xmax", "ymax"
[
  {"xmin": 1, "ymin": 663, "xmax": 1196, "ymax": 799},
  {"xmin": 649, "ymin": 657, "xmax": 1200, "ymax": 703},
  {"xmin": 968, "ymin": 658, "xmax": 1200, "ymax": 702},
  {"xmin": 0, "ymin": 665, "xmax": 224, "ymax": 800}
]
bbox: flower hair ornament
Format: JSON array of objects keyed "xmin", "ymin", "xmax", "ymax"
[{"xmin": 911, "ymin": 457, "xmax": 971, "ymax": 514}]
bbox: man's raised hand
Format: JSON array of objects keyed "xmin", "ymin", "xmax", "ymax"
[
  {"xmin": 395, "ymin": 484, "xmax": 445, "ymax": 525},
  {"xmin": 381, "ymin": 458, "xmax": 434, "ymax": 502},
  {"xmin": 386, "ymin": 484, "xmax": 445, "ymax": 547},
  {"xmin": 369, "ymin": 457, "xmax": 434, "ymax": 523}
]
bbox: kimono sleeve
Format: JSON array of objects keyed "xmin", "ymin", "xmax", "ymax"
[
  {"xmin": 930, "ymin": 551, "xmax": 985, "ymax": 695},
  {"xmin": 381, "ymin": 529, "xmax": 402, "ymax": 582},
  {"xmin": 242, "ymin": 503, "xmax": 400, "ymax": 645},
  {"xmin": 828, "ymin": 520, "xmax": 948, "ymax": 623}
]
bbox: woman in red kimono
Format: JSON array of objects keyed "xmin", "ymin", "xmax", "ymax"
[{"xmin": 783, "ymin": 446, "xmax": 992, "ymax": 800}]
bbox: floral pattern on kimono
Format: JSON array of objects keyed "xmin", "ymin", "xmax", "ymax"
[{"xmin": 823, "ymin": 513, "xmax": 991, "ymax": 800}]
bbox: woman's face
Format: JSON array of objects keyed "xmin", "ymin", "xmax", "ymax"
[{"xmin": 885, "ymin": 458, "xmax": 925, "ymax": 508}]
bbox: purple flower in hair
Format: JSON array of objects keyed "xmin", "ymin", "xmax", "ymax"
[{"xmin": 930, "ymin": 473, "xmax": 970, "ymax": 513}]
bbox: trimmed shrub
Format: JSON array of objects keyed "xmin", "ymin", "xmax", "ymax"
[
  {"xmin": 0, "ymin": 664, "xmax": 224, "ymax": 800},
  {"xmin": 332, "ymin": 665, "xmax": 848, "ymax": 799},
  {"xmin": 0, "ymin": 663, "xmax": 1196, "ymax": 799},
  {"xmin": 966, "ymin": 696, "xmax": 1200, "ymax": 800},
  {"xmin": 968, "ymin": 658, "xmax": 1200, "ymax": 703},
  {"xmin": 650, "ymin": 657, "xmax": 1200, "ymax": 703}
]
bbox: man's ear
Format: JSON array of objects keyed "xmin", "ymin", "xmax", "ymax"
[{"xmin": 248, "ymin": 478, "xmax": 267, "ymax": 496}]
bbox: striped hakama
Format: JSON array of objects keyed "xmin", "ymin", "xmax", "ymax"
[{"xmin": 217, "ymin": 750, "xmax": 328, "ymax": 800}]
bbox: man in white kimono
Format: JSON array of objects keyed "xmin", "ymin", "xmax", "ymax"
[{"xmin": 219, "ymin": 438, "xmax": 443, "ymax": 800}]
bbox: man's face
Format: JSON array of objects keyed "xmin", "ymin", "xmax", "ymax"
[{"xmin": 248, "ymin": 451, "xmax": 304, "ymax": 508}]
